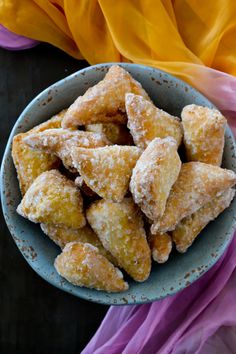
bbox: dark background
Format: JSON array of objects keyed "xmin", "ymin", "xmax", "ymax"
[{"xmin": 0, "ymin": 44, "xmax": 108, "ymax": 354}]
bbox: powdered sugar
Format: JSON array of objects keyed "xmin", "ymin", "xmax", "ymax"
[
  {"xmin": 71, "ymin": 145, "xmax": 141, "ymax": 202},
  {"xmin": 126, "ymin": 93, "xmax": 183, "ymax": 149},
  {"xmin": 130, "ymin": 137, "xmax": 181, "ymax": 221}
]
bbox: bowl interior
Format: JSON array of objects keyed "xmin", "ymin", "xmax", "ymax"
[{"xmin": 1, "ymin": 63, "xmax": 236, "ymax": 305}]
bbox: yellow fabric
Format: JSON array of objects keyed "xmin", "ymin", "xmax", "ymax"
[{"xmin": 0, "ymin": 0, "xmax": 236, "ymax": 85}]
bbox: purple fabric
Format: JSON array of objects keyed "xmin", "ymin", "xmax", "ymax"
[
  {"xmin": 82, "ymin": 234, "xmax": 236, "ymax": 354},
  {"xmin": 0, "ymin": 25, "xmax": 38, "ymax": 50}
]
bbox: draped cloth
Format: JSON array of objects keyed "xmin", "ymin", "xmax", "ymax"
[{"xmin": 0, "ymin": 1, "xmax": 236, "ymax": 353}]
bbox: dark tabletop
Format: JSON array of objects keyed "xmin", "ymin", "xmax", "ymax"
[{"xmin": 0, "ymin": 44, "xmax": 108, "ymax": 354}]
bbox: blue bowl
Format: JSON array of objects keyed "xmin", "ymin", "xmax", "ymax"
[{"xmin": 1, "ymin": 63, "xmax": 236, "ymax": 305}]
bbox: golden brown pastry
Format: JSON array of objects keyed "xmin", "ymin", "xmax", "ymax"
[
  {"xmin": 17, "ymin": 170, "xmax": 86, "ymax": 229},
  {"xmin": 40, "ymin": 223, "xmax": 117, "ymax": 263},
  {"xmin": 126, "ymin": 93, "xmax": 182, "ymax": 149},
  {"xmin": 87, "ymin": 198, "xmax": 151, "ymax": 282},
  {"xmin": 71, "ymin": 145, "xmax": 141, "ymax": 202},
  {"xmin": 85, "ymin": 123, "xmax": 133, "ymax": 145},
  {"xmin": 12, "ymin": 110, "xmax": 66, "ymax": 195},
  {"xmin": 149, "ymin": 232, "xmax": 172, "ymax": 263},
  {"xmin": 62, "ymin": 65, "xmax": 151, "ymax": 128},
  {"xmin": 151, "ymin": 162, "xmax": 236, "ymax": 234},
  {"xmin": 182, "ymin": 104, "xmax": 226, "ymax": 166},
  {"xmin": 172, "ymin": 188, "xmax": 235, "ymax": 253},
  {"xmin": 130, "ymin": 137, "xmax": 181, "ymax": 220},
  {"xmin": 55, "ymin": 242, "xmax": 128, "ymax": 292},
  {"xmin": 23, "ymin": 128, "xmax": 110, "ymax": 171}
]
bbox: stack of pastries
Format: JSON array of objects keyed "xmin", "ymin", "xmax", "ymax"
[{"xmin": 12, "ymin": 66, "xmax": 236, "ymax": 293}]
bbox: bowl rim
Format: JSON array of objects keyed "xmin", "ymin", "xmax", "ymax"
[{"xmin": 1, "ymin": 62, "xmax": 236, "ymax": 305}]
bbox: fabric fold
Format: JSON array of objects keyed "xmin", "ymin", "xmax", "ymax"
[{"xmin": 0, "ymin": 24, "xmax": 38, "ymax": 50}]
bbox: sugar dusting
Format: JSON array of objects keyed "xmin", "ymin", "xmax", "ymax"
[
  {"xmin": 17, "ymin": 170, "xmax": 86, "ymax": 229},
  {"xmin": 151, "ymin": 162, "xmax": 236, "ymax": 234},
  {"xmin": 62, "ymin": 65, "xmax": 151, "ymax": 128},
  {"xmin": 130, "ymin": 137, "xmax": 181, "ymax": 221},
  {"xmin": 182, "ymin": 104, "xmax": 226, "ymax": 166},
  {"xmin": 24, "ymin": 128, "xmax": 110, "ymax": 171},
  {"xmin": 54, "ymin": 241, "xmax": 128, "ymax": 292},
  {"xmin": 71, "ymin": 145, "xmax": 141, "ymax": 202},
  {"xmin": 87, "ymin": 198, "xmax": 151, "ymax": 282},
  {"xmin": 172, "ymin": 188, "xmax": 235, "ymax": 253},
  {"xmin": 126, "ymin": 93, "xmax": 183, "ymax": 149}
]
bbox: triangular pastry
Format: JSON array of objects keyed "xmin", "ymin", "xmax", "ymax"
[
  {"xmin": 172, "ymin": 188, "xmax": 235, "ymax": 253},
  {"xmin": 71, "ymin": 145, "xmax": 141, "ymax": 202},
  {"xmin": 17, "ymin": 170, "xmax": 86, "ymax": 229},
  {"xmin": 62, "ymin": 65, "xmax": 151, "ymax": 128},
  {"xmin": 182, "ymin": 104, "xmax": 226, "ymax": 166},
  {"xmin": 151, "ymin": 162, "xmax": 236, "ymax": 234},
  {"xmin": 23, "ymin": 128, "xmax": 110, "ymax": 171},
  {"xmin": 12, "ymin": 110, "xmax": 66, "ymax": 195},
  {"xmin": 130, "ymin": 137, "xmax": 181, "ymax": 220},
  {"xmin": 87, "ymin": 198, "xmax": 151, "ymax": 282},
  {"xmin": 126, "ymin": 93, "xmax": 183, "ymax": 149},
  {"xmin": 55, "ymin": 242, "xmax": 128, "ymax": 292}
]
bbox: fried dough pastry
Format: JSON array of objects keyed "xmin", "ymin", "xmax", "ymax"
[
  {"xmin": 17, "ymin": 170, "xmax": 86, "ymax": 229},
  {"xmin": 182, "ymin": 105, "xmax": 226, "ymax": 166},
  {"xmin": 12, "ymin": 110, "xmax": 66, "ymax": 195},
  {"xmin": 151, "ymin": 162, "xmax": 236, "ymax": 234},
  {"xmin": 40, "ymin": 223, "xmax": 117, "ymax": 263},
  {"xmin": 55, "ymin": 242, "xmax": 128, "ymax": 292},
  {"xmin": 62, "ymin": 65, "xmax": 151, "ymax": 128},
  {"xmin": 85, "ymin": 123, "xmax": 133, "ymax": 145},
  {"xmin": 149, "ymin": 232, "xmax": 172, "ymax": 263},
  {"xmin": 87, "ymin": 198, "xmax": 151, "ymax": 282},
  {"xmin": 126, "ymin": 93, "xmax": 182, "ymax": 149},
  {"xmin": 172, "ymin": 188, "xmax": 235, "ymax": 253},
  {"xmin": 130, "ymin": 137, "xmax": 181, "ymax": 220},
  {"xmin": 23, "ymin": 128, "xmax": 110, "ymax": 171},
  {"xmin": 71, "ymin": 145, "xmax": 141, "ymax": 202}
]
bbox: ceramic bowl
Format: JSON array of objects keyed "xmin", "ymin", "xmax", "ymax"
[{"xmin": 1, "ymin": 63, "xmax": 236, "ymax": 305}]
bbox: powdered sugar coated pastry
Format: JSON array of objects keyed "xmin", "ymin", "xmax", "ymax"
[
  {"xmin": 126, "ymin": 93, "xmax": 183, "ymax": 149},
  {"xmin": 151, "ymin": 162, "xmax": 236, "ymax": 234},
  {"xmin": 62, "ymin": 65, "xmax": 151, "ymax": 128},
  {"xmin": 182, "ymin": 104, "xmax": 226, "ymax": 166},
  {"xmin": 12, "ymin": 110, "xmax": 66, "ymax": 195},
  {"xmin": 17, "ymin": 170, "xmax": 86, "ymax": 229},
  {"xmin": 71, "ymin": 145, "xmax": 141, "ymax": 202},
  {"xmin": 130, "ymin": 137, "xmax": 181, "ymax": 220},
  {"xmin": 55, "ymin": 242, "xmax": 128, "ymax": 292},
  {"xmin": 40, "ymin": 223, "xmax": 117, "ymax": 264},
  {"xmin": 172, "ymin": 188, "xmax": 235, "ymax": 253},
  {"xmin": 87, "ymin": 198, "xmax": 151, "ymax": 282},
  {"xmin": 148, "ymin": 232, "xmax": 172, "ymax": 263},
  {"xmin": 23, "ymin": 128, "xmax": 110, "ymax": 171}
]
